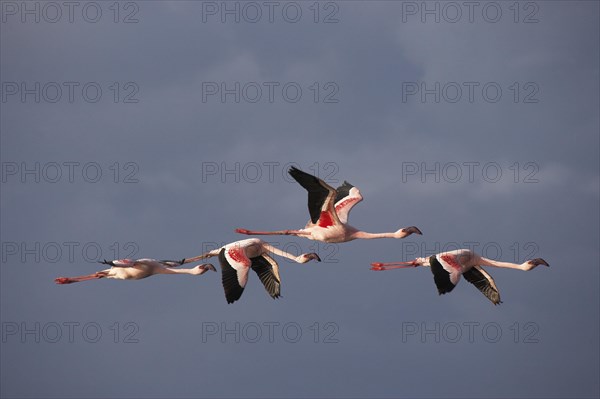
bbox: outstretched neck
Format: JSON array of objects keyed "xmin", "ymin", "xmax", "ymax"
[
  {"xmin": 261, "ymin": 243, "xmax": 295, "ymax": 260},
  {"xmin": 478, "ymin": 258, "xmax": 533, "ymax": 271},
  {"xmin": 160, "ymin": 267, "xmax": 198, "ymax": 275},
  {"xmin": 262, "ymin": 243, "xmax": 311, "ymax": 263},
  {"xmin": 350, "ymin": 230, "xmax": 403, "ymax": 240}
]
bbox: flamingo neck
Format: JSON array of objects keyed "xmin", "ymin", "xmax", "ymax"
[
  {"xmin": 478, "ymin": 258, "xmax": 530, "ymax": 271},
  {"xmin": 261, "ymin": 243, "xmax": 309, "ymax": 263},
  {"xmin": 161, "ymin": 267, "xmax": 199, "ymax": 275},
  {"xmin": 350, "ymin": 231, "xmax": 398, "ymax": 240},
  {"xmin": 262, "ymin": 244, "xmax": 295, "ymax": 261}
]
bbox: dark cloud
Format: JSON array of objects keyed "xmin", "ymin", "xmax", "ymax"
[{"xmin": 1, "ymin": 1, "xmax": 598, "ymax": 398}]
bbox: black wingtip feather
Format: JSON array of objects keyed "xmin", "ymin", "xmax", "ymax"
[
  {"xmin": 287, "ymin": 167, "xmax": 332, "ymax": 224},
  {"xmin": 462, "ymin": 267, "xmax": 502, "ymax": 305},
  {"xmin": 219, "ymin": 248, "xmax": 245, "ymax": 304},
  {"xmin": 251, "ymin": 255, "xmax": 281, "ymax": 300},
  {"xmin": 334, "ymin": 181, "xmax": 355, "ymax": 204},
  {"xmin": 429, "ymin": 255, "xmax": 456, "ymax": 295}
]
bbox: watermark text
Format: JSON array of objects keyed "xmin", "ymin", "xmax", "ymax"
[
  {"xmin": 201, "ymin": 1, "xmax": 340, "ymax": 23},
  {"xmin": 1, "ymin": 241, "xmax": 139, "ymax": 264},
  {"xmin": 2, "ymin": 162, "xmax": 140, "ymax": 184},
  {"xmin": 401, "ymin": 162, "xmax": 539, "ymax": 184},
  {"xmin": 201, "ymin": 161, "xmax": 339, "ymax": 183},
  {"xmin": 2, "ymin": 321, "xmax": 140, "ymax": 343},
  {"xmin": 1, "ymin": 1, "xmax": 140, "ymax": 23},
  {"xmin": 201, "ymin": 81, "xmax": 339, "ymax": 103},
  {"xmin": 400, "ymin": 2, "xmax": 539, "ymax": 24},
  {"xmin": 401, "ymin": 81, "xmax": 539, "ymax": 104},
  {"xmin": 1, "ymin": 81, "xmax": 140, "ymax": 103},
  {"xmin": 201, "ymin": 321, "xmax": 340, "ymax": 343},
  {"xmin": 401, "ymin": 321, "xmax": 540, "ymax": 343}
]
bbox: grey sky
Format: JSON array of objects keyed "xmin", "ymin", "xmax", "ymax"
[{"xmin": 1, "ymin": 1, "xmax": 599, "ymax": 398}]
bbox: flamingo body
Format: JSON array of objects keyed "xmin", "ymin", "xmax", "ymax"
[
  {"xmin": 55, "ymin": 258, "xmax": 216, "ymax": 284},
  {"xmin": 236, "ymin": 167, "xmax": 422, "ymax": 243},
  {"xmin": 182, "ymin": 238, "xmax": 321, "ymax": 304},
  {"xmin": 371, "ymin": 249, "xmax": 549, "ymax": 305}
]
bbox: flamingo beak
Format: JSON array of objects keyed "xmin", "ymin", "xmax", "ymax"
[
  {"xmin": 403, "ymin": 226, "xmax": 423, "ymax": 235},
  {"xmin": 205, "ymin": 264, "xmax": 217, "ymax": 272},
  {"xmin": 530, "ymin": 258, "xmax": 550, "ymax": 267}
]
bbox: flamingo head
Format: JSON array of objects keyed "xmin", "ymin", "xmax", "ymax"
[
  {"xmin": 394, "ymin": 226, "xmax": 423, "ymax": 239},
  {"xmin": 195, "ymin": 263, "xmax": 217, "ymax": 274},
  {"xmin": 525, "ymin": 258, "xmax": 549, "ymax": 270},
  {"xmin": 298, "ymin": 253, "xmax": 321, "ymax": 263}
]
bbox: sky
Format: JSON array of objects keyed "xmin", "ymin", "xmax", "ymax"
[{"xmin": 1, "ymin": 1, "xmax": 599, "ymax": 398}]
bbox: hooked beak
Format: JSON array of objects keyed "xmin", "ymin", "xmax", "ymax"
[
  {"xmin": 402, "ymin": 226, "xmax": 423, "ymax": 235},
  {"xmin": 530, "ymin": 258, "xmax": 550, "ymax": 267},
  {"xmin": 202, "ymin": 263, "xmax": 217, "ymax": 272}
]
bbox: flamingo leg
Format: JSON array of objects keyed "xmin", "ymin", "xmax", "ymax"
[
  {"xmin": 55, "ymin": 271, "xmax": 108, "ymax": 284},
  {"xmin": 235, "ymin": 228, "xmax": 309, "ymax": 236},
  {"xmin": 370, "ymin": 261, "xmax": 418, "ymax": 271}
]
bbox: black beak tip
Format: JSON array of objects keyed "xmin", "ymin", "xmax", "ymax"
[{"xmin": 403, "ymin": 226, "xmax": 422, "ymax": 235}]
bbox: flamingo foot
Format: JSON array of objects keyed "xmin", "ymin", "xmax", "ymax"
[
  {"xmin": 370, "ymin": 261, "xmax": 417, "ymax": 271},
  {"xmin": 55, "ymin": 277, "xmax": 73, "ymax": 284}
]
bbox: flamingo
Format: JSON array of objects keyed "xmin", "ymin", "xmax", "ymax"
[
  {"xmin": 181, "ymin": 238, "xmax": 321, "ymax": 304},
  {"xmin": 54, "ymin": 258, "xmax": 216, "ymax": 284},
  {"xmin": 370, "ymin": 249, "xmax": 549, "ymax": 305},
  {"xmin": 236, "ymin": 166, "xmax": 422, "ymax": 243}
]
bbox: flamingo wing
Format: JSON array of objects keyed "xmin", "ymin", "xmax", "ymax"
[
  {"xmin": 218, "ymin": 248, "xmax": 250, "ymax": 304},
  {"xmin": 250, "ymin": 254, "xmax": 281, "ymax": 300},
  {"xmin": 429, "ymin": 255, "xmax": 461, "ymax": 295},
  {"xmin": 288, "ymin": 166, "xmax": 341, "ymax": 228},
  {"xmin": 334, "ymin": 181, "xmax": 363, "ymax": 224},
  {"xmin": 462, "ymin": 266, "xmax": 502, "ymax": 305}
]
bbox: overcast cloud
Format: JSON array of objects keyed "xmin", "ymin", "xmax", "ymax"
[{"xmin": 1, "ymin": 1, "xmax": 599, "ymax": 398}]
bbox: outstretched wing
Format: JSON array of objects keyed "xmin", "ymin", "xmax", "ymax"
[
  {"xmin": 218, "ymin": 248, "xmax": 249, "ymax": 304},
  {"xmin": 250, "ymin": 254, "xmax": 281, "ymax": 300},
  {"xmin": 288, "ymin": 166, "xmax": 340, "ymax": 228},
  {"xmin": 334, "ymin": 181, "xmax": 363, "ymax": 224},
  {"xmin": 462, "ymin": 266, "xmax": 502, "ymax": 305}
]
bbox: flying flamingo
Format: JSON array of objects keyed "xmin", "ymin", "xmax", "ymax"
[
  {"xmin": 54, "ymin": 258, "xmax": 216, "ymax": 284},
  {"xmin": 236, "ymin": 166, "xmax": 422, "ymax": 243},
  {"xmin": 182, "ymin": 238, "xmax": 321, "ymax": 304},
  {"xmin": 370, "ymin": 249, "xmax": 549, "ymax": 305}
]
